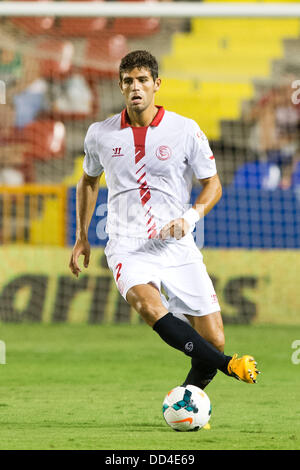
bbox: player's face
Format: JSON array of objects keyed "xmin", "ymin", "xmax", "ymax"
[{"xmin": 119, "ymin": 67, "xmax": 161, "ymax": 113}]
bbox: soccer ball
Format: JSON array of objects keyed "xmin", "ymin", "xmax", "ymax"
[{"xmin": 162, "ymin": 385, "xmax": 211, "ymax": 432}]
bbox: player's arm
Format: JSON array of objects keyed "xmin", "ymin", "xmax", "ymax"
[
  {"xmin": 193, "ymin": 173, "xmax": 222, "ymax": 217},
  {"xmin": 159, "ymin": 174, "xmax": 222, "ymax": 240},
  {"xmin": 69, "ymin": 171, "xmax": 100, "ymax": 277}
]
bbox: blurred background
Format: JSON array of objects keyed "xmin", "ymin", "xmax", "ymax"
[{"xmin": 0, "ymin": 0, "xmax": 299, "ymax": 325}]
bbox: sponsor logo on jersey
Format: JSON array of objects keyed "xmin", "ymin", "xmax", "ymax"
[
  {"xmin": 156, "ymin": 145, "xmax": 172, "ymax": 161},
  {"xmin": 112, "ymin": 147, "xmax": 124, "ymax": 157}
]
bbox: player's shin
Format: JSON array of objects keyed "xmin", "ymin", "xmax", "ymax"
[{"xmin": 153, "ymin": 312, "xmax": 231, "ymax": 375}]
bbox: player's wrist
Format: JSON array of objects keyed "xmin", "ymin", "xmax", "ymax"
[
  {"xmin": 76, "ymin": 231, "xmax": 88, "ymax": 242},
  {"xmin": 182, "ymin": 208, "xmax": 200, "ymax": 231}
]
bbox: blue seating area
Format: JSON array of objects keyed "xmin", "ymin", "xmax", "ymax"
[
  {"xmin": 232, "ymin": 161, "xmax": 279, "ymax": 190},
  {"xmin": 292, "ymin": 162, "xmax": 300, "ymax": 187},
  {"xmin": 201, "ymin": 188, "xmax": 300, "ymax": 248},
  {"xmin": 67, "ymin": 184, "xmax": 300, "ymax": 249},
  {"xmin": 232, "ymin": 161, "xmax": 300, "ymax": 190}
]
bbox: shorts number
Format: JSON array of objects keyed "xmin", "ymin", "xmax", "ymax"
[{"xmin": 115, "ymin": 263, "xmax": 122, "ymax": 282}]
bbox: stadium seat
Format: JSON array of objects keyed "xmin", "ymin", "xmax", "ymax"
[
  {"xmin": 112, "ymin": 18, "xmax": 160, "ymax": 37},
  {"xmin": 291, "ymin": 162, "xmax": 300, "ymax": 187},
  {"xmin": 158, "ymin": 78, "xmax": 255, "ymax": 139},
  {"xmin": 232, "ymin": 162, "xmax": 281, "ymax": 190},
  {"xmin": 49, "ymin": 74, "xmax": 99, "ymax": 121},
  {"xmin": 112, "ymin": 0, "xmax": 159, "ymax": 37},
  {"xmin": 10, "ymin": 0, "xmax": 109, "ymax": 37},
  {"xmin": 10, "ymin": 0, "xmax": 55, "ymax": 35},
  {"xmin": 162, "ymin": 54, "xmax": 272, "ymax": 80},
  {"xmin": 22, "ymin": 120, "xmax": 66, "ymax": 161},
  {"xmin": 0, "ymin": 121, "xmax": 65, "ymax": 182},
  {"xmin": 57, "ymin": 0, "xmax": 108, "ymax": 37},
  {"xmin": 37, "ymin": 39, "xmax": 74, "ymax": 79},
  {"xmin": 81, "ymin": 35, "xmax": 128, "ymax": 78},
  {"xmin": 160, "ymin": 13, "xmax": 300, "ymax": 139},
  {"xmin": 191, "ymin": 18, "xmax": 300, "ymax": 39}
]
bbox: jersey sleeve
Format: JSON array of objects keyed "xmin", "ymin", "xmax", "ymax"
[
  {"xmin": 83, "ymin": 123, "xmax": 104, "ymax": 177},
  {"xmin": 185, "ymin": 119, "xmax": 217, "ymax": 179}
]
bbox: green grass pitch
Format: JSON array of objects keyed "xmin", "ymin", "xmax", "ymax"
[{"xmin": 0, "ymin": 323, "xmax": 299, "ymax": 450}]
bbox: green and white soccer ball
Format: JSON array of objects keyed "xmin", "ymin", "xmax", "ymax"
[{"xmin": 162, "ymin": 385, "xmax": 212, "ymax": 432}]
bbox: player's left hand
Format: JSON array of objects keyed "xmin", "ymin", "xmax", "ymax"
[{"xmin": 159, "ymin": 218, "xmax": 190, "ymax": 240}]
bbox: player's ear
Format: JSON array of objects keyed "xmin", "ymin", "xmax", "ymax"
[{"xmin": 154, "ymin": 77, "xmax": 161, "ymax": 93}]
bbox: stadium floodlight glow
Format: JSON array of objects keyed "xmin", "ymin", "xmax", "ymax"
[{"xmin": 0, "ymin": 2, "xmax": 300, "ymax": 18}]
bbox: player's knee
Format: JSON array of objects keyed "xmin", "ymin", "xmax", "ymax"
[{"xmin": 135, "ymin": 299, "xmax": 164, "ymax": 327}]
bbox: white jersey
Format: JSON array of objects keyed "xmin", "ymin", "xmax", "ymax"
[{"xmin": 83, "ymin": 106, "xmax": 217, "ymax": 240}]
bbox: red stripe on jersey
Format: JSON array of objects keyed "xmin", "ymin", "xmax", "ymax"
[
  {"xmin": 146, "ymin": 216, "xmax": 153, "ymax": 226},
  {"xmin": 139, "ymin": 179, "xmax": 147, "ymax": 189},
  {"xmin": 136, "ymin": 163, "xmax": 146, "ymax": 174},
  {"xmin": 137, "ymin": 172, "xmax": 146, "ymax": 184},
  {"xmin": 209, "ymin": 155, "xmax": 215, "ymax": 160},
  {"xmin": 149, "ymin": 231, "xmax": 157, "ymax": 239},
  {"xmin": 147, "ymin": 223, "xmax": 157, "ymax": 238},
  {"xmin": 140, "ymin": 188, "xmax": 151, "ymax": 205},
  {"xmin": 132, "ymin": 127, "xmax": 149, "ymax": 206},
  {"xmin": 132, "ymin": 127, "xmax": 148, "ymax": 164},
  {"xmin": 131, "ymin": 122, "xmax": 160, "ymax": 239}
]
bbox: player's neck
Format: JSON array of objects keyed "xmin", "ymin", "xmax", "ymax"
[{"xmin": 126, "ymin": 104, "xmax": 159, "ymax": 128}]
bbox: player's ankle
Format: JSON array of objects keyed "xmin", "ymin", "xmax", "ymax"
[{"xmin": 219, "ymin": 356, "xmax": 232, "ymax": 376}]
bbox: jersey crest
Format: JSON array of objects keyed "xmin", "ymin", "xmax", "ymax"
[{"xmin": 156, "ymin": 145, "xmax": 172, "ymax": 161}]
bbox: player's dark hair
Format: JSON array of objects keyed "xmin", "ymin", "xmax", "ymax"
[{"xmin": 119, "ymin": 50, "xmax": 159, "ymax": 82}]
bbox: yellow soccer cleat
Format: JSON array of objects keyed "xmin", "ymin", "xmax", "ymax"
[
  {"xmin": 227, "ymin": 354, "xmax": 260, "ymax": 384},
  {"xmin": 202, "ymin": 422, "xmax": 211, "ymax": 430}
]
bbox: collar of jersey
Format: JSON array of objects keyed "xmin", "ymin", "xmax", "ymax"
[{"xmin": 120, "ymin": 105, "xmax": 165, "ymax": 129}]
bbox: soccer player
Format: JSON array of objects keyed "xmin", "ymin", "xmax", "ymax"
[{"xmin": 69, "ymin": 50, "xmax": 259, "ymax": 390}]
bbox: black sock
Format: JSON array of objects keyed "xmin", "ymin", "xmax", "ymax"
[
  {"xmin": 153, "ymin": 312, "xmax": 231, "ymax": 375},
  {"xmin": 182, "ymin": 357, "xmax": 218, "ymax": 389}
]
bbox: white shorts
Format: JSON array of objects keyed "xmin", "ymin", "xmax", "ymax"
[{"xmin": 105, "ymin": 234, "xmax": 221, "ymax": 317}]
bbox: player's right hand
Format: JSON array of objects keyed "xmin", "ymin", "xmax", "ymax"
[
  {"xmin": 159, "ymin": 218, "xmax": 190, "ymax": 240},
  {"xmin": 69, "ymin": 239, "xmax": 91, "ymax": 277}
]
